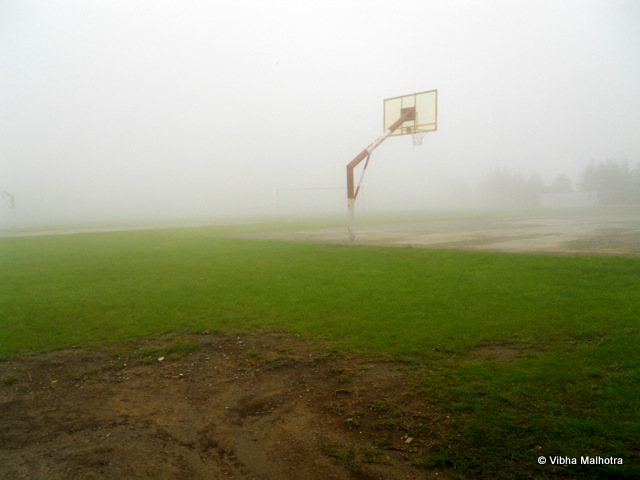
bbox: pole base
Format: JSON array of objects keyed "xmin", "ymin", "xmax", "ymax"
[{"xmin": 347, "ymin": 199, "xmax": 355, "ymax": 246}]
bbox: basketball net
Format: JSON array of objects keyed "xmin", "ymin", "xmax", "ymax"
[{"xmin": 412, "ymin": 131, "xmax": 426, "ymax": 146}]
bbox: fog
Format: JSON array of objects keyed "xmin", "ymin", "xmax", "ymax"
[{"xmin": 2, "ymin": 0, "xmax": 639, "ymax": 228}]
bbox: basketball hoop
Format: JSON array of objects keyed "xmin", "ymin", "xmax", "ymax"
[{"xmin": 347, "ymin": 89, "xmax": 437, "ymax": 245}]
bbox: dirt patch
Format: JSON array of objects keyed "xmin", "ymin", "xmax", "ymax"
[
  {"xmin": 0, "ymin": 333, "xmax": 450, "ymax": 480},
  {"xmin": 466, "ymin": 344, "xmax": 520, "ymax": 363}
]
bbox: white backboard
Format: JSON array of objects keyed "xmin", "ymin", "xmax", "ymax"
[{"xmin": 383, "ymin": 89, "xmax": 437, "ymax": 136}]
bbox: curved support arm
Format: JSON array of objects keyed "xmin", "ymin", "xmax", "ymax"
[{"xmin": 346, "ymin": 107, "xmax": 414, "ymax": 200}]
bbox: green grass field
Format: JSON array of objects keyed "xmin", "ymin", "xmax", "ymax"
[{"xmin": 1, "ymin": 223, "xmax": 639, "ymax": 478}]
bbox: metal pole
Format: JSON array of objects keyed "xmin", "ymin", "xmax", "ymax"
[
  {"xmin": 346, "ymin": 107, "xmax": 414, "ymax": 245},
  {"xmin": 348, "ymin": 198, "xmax": 356, "ymax": 245}
]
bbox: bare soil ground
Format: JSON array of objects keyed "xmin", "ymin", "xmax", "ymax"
[
  {"xmin": 0, "ymin": 333, "xmax": 451, "ymax": 480},
  {"xmin": 240, "ymin": 215, "xmax": 640, "ymax": 256}
]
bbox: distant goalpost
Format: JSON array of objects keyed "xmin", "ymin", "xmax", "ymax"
[
  {"xmin": 1, "ymin": 191, "xmax": 16, "ymax": 230},
  {"xmin": 1, "ymin": 191, "xmax": 14, "ymax": 209}
]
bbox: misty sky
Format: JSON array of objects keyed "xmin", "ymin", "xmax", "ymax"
[{"xmin": 2, "ymin": 0, "xmax": 639, "ymax": 227}]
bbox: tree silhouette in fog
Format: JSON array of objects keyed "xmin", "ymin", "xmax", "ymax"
[{"xmin": 579, "ymin": 160, "xmax": 640, "ymax": 205}]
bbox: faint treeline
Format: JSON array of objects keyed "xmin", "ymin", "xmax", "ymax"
[
  {"xmin": 579, "ymin": 160, "xmax": 640, "ymax": 205},
  {"xmin": 477, "ymin": 160, "xmax": 640, "ymax": 208}
]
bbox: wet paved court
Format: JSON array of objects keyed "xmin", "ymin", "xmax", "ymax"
[{"xmin": 239, "ymin": 215, "xmax": 640, "ymax": 256}]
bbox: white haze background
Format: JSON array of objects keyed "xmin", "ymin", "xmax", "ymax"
[{"xmin": 2, "ymin": 0, "xmax": 639, "ymax": 228}]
